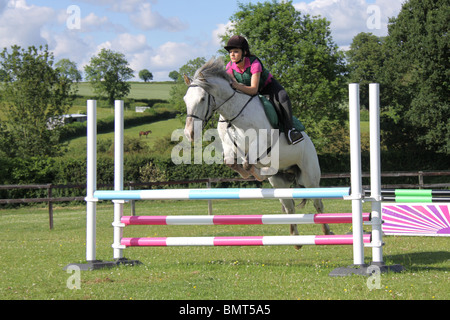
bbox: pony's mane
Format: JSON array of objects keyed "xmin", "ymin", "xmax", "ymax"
[{"xmin": 194, "ymin": 58, "xmax": 231, "ymax": 83}]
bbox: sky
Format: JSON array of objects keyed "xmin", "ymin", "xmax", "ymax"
[{"xmin": 0, "ymin": 0, "xmax": 404, "ymax": 81}]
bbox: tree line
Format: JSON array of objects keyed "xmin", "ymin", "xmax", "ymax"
[{"xmin": 0, "ymin": 0, "xmax": 448, "ymax": 163}]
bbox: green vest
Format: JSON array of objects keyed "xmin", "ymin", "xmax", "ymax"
[{"xmin": 233, "ymin": 56, "xmax": 271, "ymax": 92}]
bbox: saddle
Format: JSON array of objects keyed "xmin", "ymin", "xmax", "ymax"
[{"xmin": 258, "ymin": 95, "xmax": 305, "ymax": 133}]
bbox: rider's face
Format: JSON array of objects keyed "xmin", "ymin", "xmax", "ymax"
[{"xmin": 229, "ymin": 48, "xmax": 243, "ymax": 64}]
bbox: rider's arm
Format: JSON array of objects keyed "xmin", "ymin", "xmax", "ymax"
[{"xmin": 232, "ymin": 72, "xmax": 261, "ymax": 96}]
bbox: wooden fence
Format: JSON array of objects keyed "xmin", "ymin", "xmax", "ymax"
[{"xmin": 1, "ymin": 171, "xmax": 449, "ymax": 229}]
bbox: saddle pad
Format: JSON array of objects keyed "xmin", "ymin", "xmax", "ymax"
[{"xmin": 259, "ymin": 95, "xmax": 305, "ymax": 132}]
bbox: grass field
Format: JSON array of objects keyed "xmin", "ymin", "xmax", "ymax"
[
  {"xmin": 67, "ymin": 118, "xmax": 184, "ymax": 153},
  {"xmin": 64, "ymin": 82, "xmax": 182, "ymax": 155},
  {"xmin": 75, "ymin": 82, "xmax": 174, "ymax": 101},
  {"xmin": 0, "ymin": 199, "xmax": 448, "ymax": 301},
  {"xmin": 2, "ymin": 83, "xmax": 446, "ymax": 303}
]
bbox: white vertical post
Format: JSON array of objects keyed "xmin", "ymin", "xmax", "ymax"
[
  {"xmin": 349, "ymin": 84, "xmax": 365, "ymax": 266},
  {"xmin": 113, "ymin": 100, "xmax": 125, "ymax": 260},
  {"xmin": 369, "ymin": 83, "xmax": 384, "ymax": 264},
  {"xmin": 86, "ymin": 100, "xmax": 97, "ymax": 262}
]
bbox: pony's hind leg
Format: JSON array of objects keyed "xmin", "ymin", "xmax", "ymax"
[
  {"xmin": 313, "ymin": 199, "xmax": 333, "ymax": 235},
  {"xmin": 268, "ymin": 173, "xmax": 302, "ymax": 250},
  {"xmin": 294, "ymin": 161, "xmax": 333, "ymax": 235}
]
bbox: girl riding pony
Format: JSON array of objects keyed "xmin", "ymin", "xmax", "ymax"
[{"xmin": 224, "ymin": 35, "xmax": 304, "ymax": 145}]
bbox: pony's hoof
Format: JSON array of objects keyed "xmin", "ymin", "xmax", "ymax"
[
  {"xmin": 253, "ymin": 175, "xmax": 265, "ymax": 182},
  {"xmin": 294, "ymin": 245, "xmax": 303, "ymax": 250}
]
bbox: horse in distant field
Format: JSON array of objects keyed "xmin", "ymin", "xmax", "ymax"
[
  {"xmin": 182, "ymin": 58, "xmax": 332, "ymax": 248},
  {"xmin": 139, "ymin": 130, "xmax": 152, "ymax": 138}
]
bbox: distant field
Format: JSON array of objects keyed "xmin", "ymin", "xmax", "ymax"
[
  {"xmin": 67, "ymin": 118, "xmax": 184, "ymax": 155},
  {"xmin": 75, "ymin": 82, "xmax": 174, "ymax": 100}
]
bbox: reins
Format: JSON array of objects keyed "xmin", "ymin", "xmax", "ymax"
[
  {"xmin": 186, "ymin": 80, "xmax": 275, "ymax": 164},
  {"xmin": 185, "ymin": 82, "xmax": 254, "ymax": 129}
]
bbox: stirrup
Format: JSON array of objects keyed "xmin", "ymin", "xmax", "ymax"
[{"xmin": 288, "ymin": 129, "xmax": 304, "ymax": 145}]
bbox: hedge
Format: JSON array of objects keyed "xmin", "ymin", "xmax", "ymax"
[{"xmin": 0, "ymin": 149, "xmax": 448, "ymax": 201}]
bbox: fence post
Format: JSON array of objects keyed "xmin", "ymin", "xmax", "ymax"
[
  {"xmin": 207, "ymin": 179, "xmax": 213, "ymax": 215},
  {"xmin": 418, "ymin": 171, "xmax": 424, "ymax": 189},
  {"xmin": 47, "ymin": 184, "xmax": 53, "ymax": 230}
]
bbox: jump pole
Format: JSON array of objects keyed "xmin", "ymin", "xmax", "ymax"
[
  {"xmin": 369, "ymin": 83, "xmax": 384, "ymax": 265},
  {"xmin": 86, "ymin": 99, "xmax": 97, "ymax": 263},
  {"xmin": 64, "ymin": 100, "xmax": 140, "ymax": 271},
  {"xmin": 329, "ymin": 84, "xmax": 371, "ymax": 276},
  {"xmin": 94, "ymin": 187, "xmax": 351, "ymax": 200},
  {"xmin": 65, "ymin": 100, "xmax": 111, "ymax": 270},
  {"xmin": 113, "ymin": 101, "xmax": 125, "ymax": 260},
  {"xmin": 367, "ymin": 84, "xmax": 403, "ymax": 273},
  {"xmin": 328, "ymin": 83, "xmax": 366, "ymax": 276},
  {"xmin": 349, "ymin": 83, "xmax": 365, "ymax": 268},
  {"xmin": 329, "ymin": 83, "xmax": 404, "ymax": 276},
  {"xmin": 121, "ymin": 235, "xmax": 372, "ymax": 247},
  {"xmin": 120, "ymin": 212, "xmax": 371, "ymax": 226}
]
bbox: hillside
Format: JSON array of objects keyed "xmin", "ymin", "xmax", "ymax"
[{"xmin": 65, "ymin": 81, "xmax": 181, "ymax": 157}]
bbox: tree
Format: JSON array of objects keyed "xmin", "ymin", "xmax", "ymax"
[
  {"xmin": 84, "ymin": 49, "xmax": 134, "ymax": 106},
  {"xmin": 0, "ymin": 45, "xmax": 75, "ymax": 158},
  {"xmin": 346, "ymin": 33, "xmax": 386, "ymax": 109},
  {"xmin": 220, "ymin": 0, "xmax": 348, "ymax": 152},
  {"xmin": 55, "ymin": 58, "xmax": 82, "ymax": 83},
  {"xmin": 381, "ymin": 0, "xmax": 449, "ymax": 154},
  {"xmin": 169, "ymin": 70, "xmax": 179, "ymax": 82},
  {"xmin": 139, "ymin": 69, "xmax": 153, "ymax": 82}
]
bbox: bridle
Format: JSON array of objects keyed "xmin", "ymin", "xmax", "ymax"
[
  {"xmin": 185, "ymin": 80, "xmax": 273, "ymax": 163},
  {"xmin": 185, "ymin": 82, "xmax": 253, "ymax": 129}
]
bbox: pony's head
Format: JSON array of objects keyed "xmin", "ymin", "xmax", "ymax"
[{"xmin": 183, "ymin": 58, "xmax": 231, "ymax": 141}]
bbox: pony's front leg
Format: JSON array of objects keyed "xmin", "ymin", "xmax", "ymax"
[
  {"xmin": 224, "ymin": 152, "xmax": 251, "ymax": 179},
  {"xmin": 226, "ymin": 162, "xmax": 251, "ymax": 179},
  {"xmin": 268, "ymin": 173, "xmax": 302, "ymax": 250},
  {"xmin": 245, "ymin": 138, "xmax": 267, "ymax": 182},
  {"xmin": 248, "ymin": 165, "xmax": 265, "ymax": 182},
  {"xmin": 241, "ymin": 156, "xmax": 265, "ymax": 182}
]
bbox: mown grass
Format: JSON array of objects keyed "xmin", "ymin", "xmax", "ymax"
[
  {"xmin": 63, "ymin": 82, "xmax": 181, "ymax": 156},
  {"xmin": 67, "ymin": 118, "xmax": 183, "ymax": 153},
  {"xmin": 75, "ymin": 82, "xmax": 174, "ymax": 101},
  {"xmin": 0, "ymin": 199, "xmax": 448, "ymax": 300}
]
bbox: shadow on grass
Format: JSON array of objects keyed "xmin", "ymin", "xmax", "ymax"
[{"xmin": 386, "ymin": 251, "xmax": 450, "ymax": 271}]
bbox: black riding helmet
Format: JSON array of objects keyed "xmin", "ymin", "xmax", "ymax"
[{"xmin": 224, "ymin": 35, "xmax": 251, "ymax": 57}]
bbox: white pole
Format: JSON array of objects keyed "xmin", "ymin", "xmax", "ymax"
[
  {"xmin": 369, "ymin": 83, "xmax": 384, "ymax": 264},
  {"xmin": 349, "ymin": 84, "xmax": 365, "ymax": 266},
  {"xmin": 86, "ymin": 100, "xmax": 97, "ymax": 262},
  {"xmin": 113, "ymin": 100, "xmax": 125, "ymax": 260}
]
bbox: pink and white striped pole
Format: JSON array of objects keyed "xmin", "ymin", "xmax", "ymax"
[
  {"xmin": 121, "ymin": 234, "xmax": 371, "ymax": 247},
  {"xmin": 121, "ymin": 213, "xmax": 371, "ymax": 226}
]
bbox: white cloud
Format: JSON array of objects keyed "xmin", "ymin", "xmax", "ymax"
[
  {"xmin": 0, "ymin": 0, "xmax": 55, "ymax": 48},
  {"xmin": 80, "ymin": 12, "xmax": 127, "ymax": 33},
  {"xmin": 73, "ymin": 0, "xmax": 187, "ymax": 32},
  {"xmin": 94, "ymin": 36, "xmax": 203, "ymax": 81},
  {"xmin": 106, "ymin": 33, "xmax": 150, "ymax": 53},
  {"xmin": 129, "ymin": 2, "xmax": 188, "ymax": 32},
  {"xmin": 43, "ymin": 31, "xmax": 96, "ymax": 68},
  {"xmin": 73, "ymin": 0, "xmax": 156, "ymax": 13},
  {"xmin": 212, "ymin": 21, "xmax": 233, "ymax": 47},
  {"xmin": 150, "ymin": 41, "xmax": 193, "ymax": 67},
  {"xmin": 293, "ymin": 0, "xmax": 403, "ymax": 47}
]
